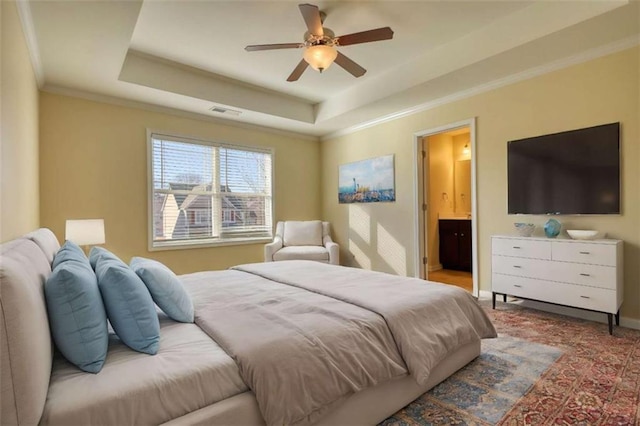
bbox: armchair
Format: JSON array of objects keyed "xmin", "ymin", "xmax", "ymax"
[{"xmin": 265, "ymin": 221, "xmax": 339, "ymax": 265}]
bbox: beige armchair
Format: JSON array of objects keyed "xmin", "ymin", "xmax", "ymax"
[{"xmin": 265, "ymin": 221, "xmax": 339, "ymax": 265}]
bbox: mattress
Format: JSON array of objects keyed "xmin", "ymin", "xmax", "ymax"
[
  {"xmin": 161, "ymin": 340, "xmax": 481, "ymax": 426},
  {"xmin": 40, "ymin": 314, "xmax": 247, "ymax": 426}
]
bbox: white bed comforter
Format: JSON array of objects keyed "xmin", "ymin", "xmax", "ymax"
[
  {"xmin": 183, "ymin": 260, "xmax": 496, "ymax": 426},
  {"xmin": 233, "ymin": 261, "xmax": 497, "ymax": 386}
]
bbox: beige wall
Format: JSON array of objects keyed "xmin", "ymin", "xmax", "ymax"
[
  {"xmin": 1, "ymin": 0, "xmax": 40, "ymax": 241},
  {"xmin": 39, "ymin": 93, "xmax": 321, "ymax": 274},
  {"xmin": 321, "ymin": 47, "xmax": 639, "ymax": 320}
]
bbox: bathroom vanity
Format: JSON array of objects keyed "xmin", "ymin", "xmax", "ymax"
[{"xmin": 439, "ymin": 218, "xmax": 472, "ymax": 272}]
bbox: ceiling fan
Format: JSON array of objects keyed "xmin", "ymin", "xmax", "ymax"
[{"xmin": 245, "ymin": 3, "xmax": 394, "ymax": 82}]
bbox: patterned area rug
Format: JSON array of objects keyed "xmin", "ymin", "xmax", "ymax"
[
  {"xmin": 381, "ymin": 336, "xmax": 562, "ymax": 425},
  {"xmin": 381, "ymin": 302, "xmax": 640, "ymax": 425}
]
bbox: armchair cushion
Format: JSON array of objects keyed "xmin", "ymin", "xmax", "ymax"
[
  {"xmin": 272, "ymin": 246, "xmax": 330, "ymax": 262},
  {"xmin": 283, "ymin": 221, "xmax": 322, "ymax": 247}
]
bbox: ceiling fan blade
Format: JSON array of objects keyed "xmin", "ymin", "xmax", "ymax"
[
  {"xmin": 245, "ymin": 43, "xmax": 302, "ymax": 52},
  {"xmin": 287, "ymin": 59, "xmax": 309, "ymax": 82},
  {"xmin": 334, "ymin": 52, "xmax": 366, "ymax": 78},
  {"xmin": 337, "ymin": 27, "xmax": 394, "ymax": 46},
  {"xmin": 299, "ymin": 3, "xmax": 324, "ymax": 36}
]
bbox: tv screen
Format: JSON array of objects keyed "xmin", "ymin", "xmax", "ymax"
[{"xmin": 508, "ymin": 123, "xmax": 620, "ymax": 215}]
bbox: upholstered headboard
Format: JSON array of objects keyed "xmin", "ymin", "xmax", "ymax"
[{"xmin": 0, "ymin": 229, "xmax": 59, "ymax": 425}]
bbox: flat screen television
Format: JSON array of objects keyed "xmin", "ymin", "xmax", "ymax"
[{"xmin": 508, "ymin": 122, "xmax": 620, "ymax": 215}]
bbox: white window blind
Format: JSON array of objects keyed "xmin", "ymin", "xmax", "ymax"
[{"xmin": 149, "ymin": 133, "xmax": 273, "ymax": 249}]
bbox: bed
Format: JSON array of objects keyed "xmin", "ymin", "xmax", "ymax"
[{"xmin": 1, "ymin": 229, "xmax": 496, "ymax": 425}]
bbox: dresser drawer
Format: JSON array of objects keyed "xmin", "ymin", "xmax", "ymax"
[
  {"xmin": 492, "ymin": 274, "xmax": 544, "ymax": 299},
  {"xmin": 492, "ymin": 238, "xmax": 551, "ymax": 260},
  {"xmin": 555, "ymin": 284, "xmax": 618, "ymax": 313},
  {"xmin": 492, "ymin": 274, "xmax": 617, "ymax": 313},
  {"xmin": 492, "ymin": 256, "xmax": 555, "ymax": 281},
  {"xmin": 493, "ymin": 256, "xmax": 617, "ymax": 290},
  {"xmin": 552, "ymin": 241, "xmax": 617, "ymax": 266},
  {"xmin": 551, "ymin": 263, "xmax": 617, "ymax": 290}
]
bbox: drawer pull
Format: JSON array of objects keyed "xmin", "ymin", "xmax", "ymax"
[
  {"xmin": 513, "ymin": 265, "xmax": 522, "ymax": 269},
  {"xmin": 512, "ymin": 246, "xmax": 521, "ymax": 249},
  {"xmin": 580, "ymin": 273, "xmax": 590, "ymax": 277},
  {"xmin": 514, "ymin": 284, "xmax": 522, "ymax": 288},
  {"xmin": 579, "ymin": 251, "xmax": 590, "ymax": 255},
  {"xmin": 580, "ymin": 296, "xmax": 590, "ymax": 299}
]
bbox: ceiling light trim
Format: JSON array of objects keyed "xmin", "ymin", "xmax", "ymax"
[
  {"xmin": 15, "ymin": 0, "xmax": 44, "ymax": 87},
  {"xmin": 322, "ymin": 35, "xmax": 639, "ymax": 141}
]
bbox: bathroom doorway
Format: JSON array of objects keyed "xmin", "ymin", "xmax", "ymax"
[{"xmin": 413, "ymin": 119, "xmax": 478, "ymax": 296}]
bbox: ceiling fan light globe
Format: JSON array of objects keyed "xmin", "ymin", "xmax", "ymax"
[{"xmin": 303, "ymin": 45, "xmax": 338, "ymax": 72}]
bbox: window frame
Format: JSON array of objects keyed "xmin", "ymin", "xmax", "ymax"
[{"xmin": 146, "ymin": 129, "xmax": 275, "ymax": 251}]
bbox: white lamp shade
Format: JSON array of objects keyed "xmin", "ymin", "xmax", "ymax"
[
  {"xmin": 303, "ymin": 45, "xmax": 338, "ymax": 71},
  {"xmin": 65, "ymin": 219, "xmax": 105, "ymax": 245}
]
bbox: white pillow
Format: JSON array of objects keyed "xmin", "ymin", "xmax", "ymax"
[{"xmin": 283, "ymin": 221, "xmax": 323, "ymax": 246}]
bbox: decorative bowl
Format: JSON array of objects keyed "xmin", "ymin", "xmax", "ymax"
[
  {"xmin": 514, "ymin": 223, "xmax": 535, "ymax": 237},
  {"xmin": 567, "ymin": 230, "xmax": 601, "ymax": 240}
]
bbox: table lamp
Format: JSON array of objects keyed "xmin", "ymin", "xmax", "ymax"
[{"xmin": 65, "ymin": 219, "xmax": 105, "ymax": 253}]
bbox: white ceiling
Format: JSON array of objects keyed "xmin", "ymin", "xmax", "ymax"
[{"xmin": 24, "ymin": 0, "xmax": 639, "ymax": 138}]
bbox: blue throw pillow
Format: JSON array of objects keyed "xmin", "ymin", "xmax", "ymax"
[
  {"xmin": 89, "ymin": 246, "xmax": 120, "ymax": 270},
  {"xmin": 95, "ymin": 256, "xmax": 160, "ymax": 354},
  {"xmin": 45, "ymin": 260, "xmax": 108, "ymax": 373},
  {"xmin": 52, "ymin": 240, "xmax": 87, "ymax": 269},
  {"xmin": 130, "ymin": 257, "xmax": 194, "ymax": 323}
]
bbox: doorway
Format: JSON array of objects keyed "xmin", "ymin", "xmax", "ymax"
[{"xmin": 413, "ymin": 119, "xmax": 478, "ymax": 296}]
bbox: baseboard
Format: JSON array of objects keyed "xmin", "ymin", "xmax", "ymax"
[
  {"xmin": 427, "ymin": 264, "xmax": 443, "ymax": 272},
  {"xmin": 478, "ymin": 291, "xmax": 640, "ymax": 331}
]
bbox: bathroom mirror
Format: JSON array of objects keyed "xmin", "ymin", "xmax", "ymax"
[{"xmin": 454, "ymin": 159, "xmax": 471, "ymax": 215}]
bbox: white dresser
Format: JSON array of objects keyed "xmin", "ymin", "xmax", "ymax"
[{"xmin": 491, "ymin": 235, "xmax": 623, "ymax": 334}]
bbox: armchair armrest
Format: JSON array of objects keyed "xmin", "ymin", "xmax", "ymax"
[
  {"xmin": 264, "ymin": 236, "xmax": 283, "ymax": 262},
  {"xmin": 324, "ymin": 238, "xmax": 340, "ymax": 265}
]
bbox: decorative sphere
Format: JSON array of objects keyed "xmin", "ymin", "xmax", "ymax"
[{"xmin": 544, "ymin": 219, "xmax": 561, "ymax": 238}]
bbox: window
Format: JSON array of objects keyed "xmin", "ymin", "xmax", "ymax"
[{"xmin": 148, "ymin": 132, "xmax": 273, "ymax": 249}]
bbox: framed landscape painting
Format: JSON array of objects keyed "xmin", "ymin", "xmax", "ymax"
[{"xmin": 338, "ymin": 154, "xmax": 395, "ymax": 204}]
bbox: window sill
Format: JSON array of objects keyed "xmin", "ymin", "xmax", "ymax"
[{"xmin": 149, "ymin": 236, "xmax": 273, "ymax": 252}]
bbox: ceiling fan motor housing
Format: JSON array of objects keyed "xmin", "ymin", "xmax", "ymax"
[{"xmin": 303, "ymin": 28, "xmax": 336, "ymax": 47}]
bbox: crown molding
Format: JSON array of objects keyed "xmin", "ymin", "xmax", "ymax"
[
  {"xmin": 40, "ymin": 85, "xmax": 320, "ymax": 143},
  {"xmin": 321, "ymin": 36, "xmax": 640, "ymax": 141},
  {"xmin": 15, "ymin": 0, "xmax": 44, "ymax": 88}
]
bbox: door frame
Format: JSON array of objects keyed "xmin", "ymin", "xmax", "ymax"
[{"xmin": 412, "ymin": 118, "xmax": 478, "ymax": 297}]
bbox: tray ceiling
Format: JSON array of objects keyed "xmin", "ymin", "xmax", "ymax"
[{"xmin": 25, "ymin": 0, "xmax": 638, "ymax": 137}]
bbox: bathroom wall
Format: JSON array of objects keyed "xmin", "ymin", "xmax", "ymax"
[
  {"xmin": 453, "ymin": 133, "xmax": 472, "ymax": 215},
  {"xmin": 426, "ymin": 133, "xmax": 454, "ymax": 270}
]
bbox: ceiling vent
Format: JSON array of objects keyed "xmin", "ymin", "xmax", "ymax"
[{"xmin": 209, "ymin": 106, "xmax": 242, "ymax": 116}]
